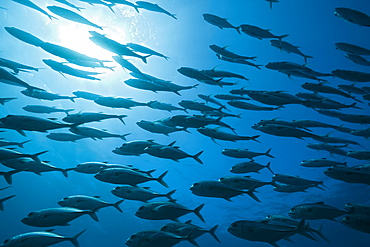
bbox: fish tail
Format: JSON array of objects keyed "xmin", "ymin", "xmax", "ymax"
[
  {"xmin": 171, "ymin": 14, "xmax": 177, "ymax": 20},
  {"xmin": 192, "ymin": 151, "xmax": 204, "ymax": 164},
  {"xmin": 265, "ymin": 148, "xmax": 275, "ymax": 158},
  {"xmin": 113, "ymin": 199, "xmax": 124, "ymax": 213},
  {"xmin": 266, "ymin": 162, "xmax": 274, "ymax": 174},
  {"xmin": 120, "ymin": 133, "xmax": 131, "ymax": 140},
  {"xmin": 48, "ymin": 15, "xmax": 58, "ymax": 20},
  {"xmin": 69, "ymin": 97, "xmax": 76, "ymax": 103},
  {"xmin": 64, "ymin": 109, "xmax": 74, "ymax": 114},
  {"xmin": 165, "ymin": 189, "xmax": 176, "ymax": 200},
  {"xmin": 107, "ymin": 4, "xmax": 115, "ymax": 13},
  {"xmin": 118, "ymin": 115, "xmax": 127, "ymax": 125},
  {"xmin": 193, "ymin": 204, "xmax": 205, "ymax": 222},
  {"xmin": 156, "ymin": 170, "xmax": 169, "ymax": 188},
  {"xmin": 248, "ymin": 135, "xmax": 260, "ymax": 143},
  {"xmin": 133, "ymin": 6, "xmax": 140, "ymax": 13},
  {"xmin": 278, "ymin": 34, "xmax": 289, "ymax": 40},
  {"xmin": 144, "ymin": 169, "xmax": 156, "ymax": 177},
  {"xmin": 0, "ymin": 170, "xmax": 19, "ymax": 185},
  {"xmin": 69, "ymin": 229, "xmax": 87, "ymax": 247},
  {"xmin": 87, "ymin": 210, "xmax": 99, "ymax": 222},
  {"xmin": 18, "ymin": 140, "xmax": 31, "ymax": 148},
  {"xmin": 235, "ymin": 26, "xmax": 241, "ymax": 34},
  {"xmin": 209, "ymin": 225, "xmax": 221, "ymax": 242},
  {"xmin": 303, "ymin": 55, "xmax": 314, "ymax": 64},
  {"xmin": 0, "ymin": 195, "xmax": 16, "ymax": 211},
  {"xmin": 141, "ymin": 55, "xmax": 151, "ymax": 64},
  {"xmin": 246, "ymin": 185, "xmax": 261, "ymax": 202},
  {"xmin": 30, "ymin": 150, "xmax": 48, "ymax": 162}
]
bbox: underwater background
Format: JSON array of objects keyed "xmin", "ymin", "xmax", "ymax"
[{"xmin": 0, "ymin": 0, "xmax": 370, "ymax": 246}]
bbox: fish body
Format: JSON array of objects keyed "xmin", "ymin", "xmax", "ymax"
[
  {"xmin": 136, "ymin": 120, "xmax": 187, "ymax": 136},
  {"xmin": 219, "ymin": 176, "xmax": 272, "ymax": 190},
  {"xmin": 334, "ymin": 7, "xmax": 370, "ymax": 27},
  {"xmin": 0, "ymin": 229, "xmax": 86, "ymax": 247},
  {"xmin": 345, "ymin": 54, "xmax": 370, "ymax": 66},
  {"xmin": 347, "ymin": 150, "xmax": 370, "ymax": 160},
  {"xmin": 307, "ymin": 143, "xmax": 348, "ymax": 156},
  {"xmin": 72, "ymin": 91, "xmax": 101, "ymax": 101},
  {"xmin": 301, "ymin": 82, "xmax": 358, "ymax": 101},
  {"xmin": 144, "ymin": 144, "xmax": 203, "ymax": 164},
  {"xmin": 72, "ymin": 162, "xmax": 132, "ymax": 174},
  {"xmin": 228, "ymin": 100, "xmax": 280, "ymax": 111},
  {"xmin": 240, "ymin": 24, "xmax": 288, "ymax": 40},
  {"xmin": 112, "ymin": 140, "xmax": 157, "ymax": 156},
  {"xmin": 94, "ymin": 168, "xmax": 169, "ymax": 187},
  {"xmin": 0, "ymin": 114, "xmax": 72, "ymax": 132},
  {"xmin": 111, "ymin": 185, "xmax": 175, "ymax": 202},
  {"xmin": 303, "ymin": 99, "xmax": 361, "ymax": 110},
  {"xmin": 21, "ymin": 207, "xmax": 98, "ymax": 227},
  {"xmin": 230, "ymin": 161, "xmax": 273, "ymax": 174},
  {"xmin": 338, "ymin": 83, "xmax": 367, "ymax": 95},
  {"xmin": 214, "ymin": 94, "xmax": 250, "ymax": 101},
  {"xmin": 46, "ymin": 132, "xmax": 87, "ymax": 142},
  {"xmin": 222, "ymin": 148, "xmax": 274, "ymax": 159},
  {"xmin": 55, "ymin": 0, "xmax": 84, "ymax": 11},
  {"xmin": 203, "ymin": 13, "xmax": 240, "ymax": 33},
  {"xmin": 324, "ymin": 166, "xmax": 370, "ymax": 185},
  {"xmin": 252, "ymin": 123, "xmax": 321, "ymax": 140},
  {"xmin": 4, "ymin": 27, "xmax": 45, "ymax": 47},
  {"xmin": 42, "ymin": 59, "xmax": 101, "ymax": 80},
  {"xmin": 197, "ymin": 127, "xmax": 259, "ymax": 142},
  {"xmin": 126, "ymin": 42, "xmax": 169, "ymax": 59},
  {"xmin": 0, "ymin": 57, "xmax": 40, "ymax": 74},
  {"xmin": 179, "ymin": 100, "xmax": 224, "ymax": 112},
  {"xmin": 47, "ymin": 6, "xmax": 102, "ymax": 29},
  {"xmin": 350, "ymin": 128, "xmax": 370, "ymax": 138},
  {"xmin": 202, "ymin": 70, "xmax": 249, "ymax": 81},
  {"xmin": 341, "ymin": 214, "xmax": 370, "ymax": 234},
  {"xmin": 23, "ymin": 105, "xmax": 73, "ymax": 114},
  {"xmin": 69, "ymin": 126, "xmax": 130, "ymax": 140},
  {"xmin": 126, "ymin": 230, "xmax": 193, "ymax": 247},
  {"xmin": 273, "ymin": 184, "xmax": 313, "ymax": 193},
  {"xmin": 136, "ymin": 1, "xmax": 176, "ymax": 19},
  {"xmin": 335, "ymin": 42, "xmax": 370, "ymax": 55},
  {"xmin": 190, "ymin": 180, "xmax": 260, "ymax": 202},
  {"xmin": 62, "ymin": 112, "xmax": 127, "ymax": 125},
  {"xmin": 197, "ymin": 94, "xmax": 224, "ymax": 108},
  {"xmin": 123, "ymin": 79, "xmax": 172, "ymax": 93},
  {"xmin": 113, "ymin": 56, "xmax": 144, "ymax": 75},
  {"xmin": 177, "ymin": 67, "xmax": 223, "ymax": 85},
  {"xmin": 209, "ymin": 45, "xmax": 256, "ymax": 60},
  {"xmin": 272, "ymin": 174, "xmax": 324, "ymax": 188},
  {"xmin": 135, "ymin": 201, "xmax": 205, "ymax": 222},
  {"xmin": 0, "ymin": 67, "xmax": 41, "ymax": 91},
  {"xmin": 338, "ymin": 113, "xmax": 370, "ymax": 124},
  {"xmin": 300, "ymin": 158, "xmax": 346, "ymax": 167},
  {"xmin": 94, "ymin": 96, "xmax": 147, "ymax": 109},
  {"xmin": 0, "ymin": 140, "xmax": 29, "ymax": 148},
  {"xmin": 11, "ymin": 0, "xmax": 55, "ymax": 20},
  {"xmin": 289, "ymin": 202, "xmax": 347, "ymax": 220},
  {"xmin": 247, "ymin": 91, "xmax": 304, "ymax": 106},
  {"xmin": 147, "ymin": 101, "xmax": 187, "ymax": 112},
  {"xmin": 58, "ymin": 195, "xmax": 123, "ymax": 213},
  {"xmin": 332, "ymin": 69, "xmax": 370, "ymax": 82},
  {"xmin": 265, "ymin": 61, "xmax": 331, "ymax": 77},
  {"xmin": 216, "ymin": 54, "xmax": 262, "ymax": 69},
  {"xmin": 344, "ymin": 203, "xmax": 370, "ymax": 214},
  {"xmin": 270, "ymin": 40, "xmax": 312, "ymax": 63},
  {"xmin": 21, "ymin": 89, "xmax": 77, "ymax": 102}
]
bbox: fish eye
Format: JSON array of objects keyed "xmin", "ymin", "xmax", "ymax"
[
  {"xmin": 231, "ymin": 223, "xmax": 237, "ymax": 228},
  {"xmin": 131, "ymin": 234, "xmax": 136, "ymax": 239},
  {"xmin": 139, "ymin": 206, "xmax": 145, "ymax": 211},
  {"xmin": 343, "ymin": 216, "xmax": 350, "ymax": 221},
  {"xmin": 193, "ymin": 183, "xmax": 199, "ymax": 186},
  {"xmin": 290, "ymin": 208, "xmax": 295, "ymax": 212},
  {"xmin": 219, "ymin": 178, "xmax": 225, "ymax": 181},
  {"xmin": 4, "ymin": 239, "xmax": 9, "ymax": 244},
  {"xmin": 266, "ymin": 215, "xmax": 272, "ymax": 218}
]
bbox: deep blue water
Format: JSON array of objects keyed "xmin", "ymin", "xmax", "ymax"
[{"xmin": 0, "ymin": 0, "xmax": 370, "ymax": 246}]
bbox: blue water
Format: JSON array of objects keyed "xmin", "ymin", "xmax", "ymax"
[{"xmin": 0, "ymin": 0, "xmax": 369, "ymax": 246}]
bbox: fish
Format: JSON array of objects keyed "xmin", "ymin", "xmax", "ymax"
[
  {"xmin": 335, "ymin": 42, "xmax": 370, "ymax": 56},
  {"xmin": 21, "ymin": 89, "xmax": 77, "ymax": 102},
  {"xmin": 112, "ymin": 140, "xmax": 158, "ymax": 156},
  {"xmin": 252, "ymin": 123, "xmax": 322, "ymax": 140},
  {"xmin": 345, "ymin": 54, "xmax": 370, "ymax": 66},
  {"xmin": 197, "ymin": 94, "xmax": 225, "ymax": 108},
  {"xmin": 214, "ymin": 94, "xmax": 250, "ymax": 101},
  {"xmin": 300, "ymin": 158, "xmax": 347, "ymax": 168},
  {"xmin": 201, "ymin": 69, "xmax": 249, "ymax": 81},
  {"xmin": 136, "ymin": 120, "xmax": 188, "ymax": 136},
  {"xmin": 136, "ymin": 1, "xmax": 176, "ymax": 19},
  {"xmin": 113, "ymin": 56, "xmax": 145, "ymax": 76},
  {"xmin": 179, "ymin": 100, "xmax": 226, "ymax": 113},
  {"xmin": 230, "ymin": 161, "xmax": 274, "ymax": 174},
  {"xmin": 22, "ymin": 105, "xmax": 74, "ymax": 114},
  {"xmin": 346, "ymin": 150, "xmax": 370, "ymax": 160},
  {"xmin": 209, "ymin": 44, "xmax": 256, "ymax": 60},
  {"xmin": 42, "ymin": 59, "xmax": 102, "ymax": 80},
  {"xmin": 197, "ymin": 127, "xmax": 260, "ymax": 143},
  {"xmin": 111, "ymin": 185, "xmax": 176, "ymax": 202},
  {"xmin": 58, "ymin": 195, "xmax": 123, "ymax": 213},
  {"xmin": 147, "ymin": 101, "xmax": 187, "ymax": 112},
  {"xmin": 69, "ymin": 126, "xmax": 130, "ymax": 140},
  {"xmin": 0, "ymin": 229, "xmax": 86, "ymax": 247},
  {"xmin": 78, "ymin": 0, "xmax": 115, "ymax": 12},
  {"xmin": 338, "ymin": 83, "xmax": 367, "ymax": 95},
  {"xmin": 0, "ymin": 195, "xmax": 16, "ymax": 211},
  {"xmin": 350, "ymin": 128, "xmax": 370, "ymax": 138},
  {"xmin": 240, "ymin": 24, "xmax": 289, "ymax": 40},
  {"xmin": 301, "ymin": 82, "xmax": 360, "ymax": 102},
  {"xmin": 190, "ymin": 180, "xmax": 260, "ymax": 202},
  {"xmin": 46, "ymin": 132, "xmax": 87, "ymax": 142},
  {"xmin": 216, "ymin": 54, "xmax": 262, "ymax": 69},
  {"xmin": 334, "ymin": 7, "xmax": 370, "ymax": 27},
  {"xmin": 144, "ymin": 143, "xmax": 203, "ymax": 164},
  {"xmin": 4, "ymin": 27, "xmax": 45, "ymax": 47},
  {"xmin": 0, "ymin": 67, "xmax": 43, "ymax": 91},
  {"xmin": 161, "ymin": 220, "xmax": 220, "ymax": 243},
  {"xmin": 302, "ymin": 99, "xmax": 362, "ymax": 110},
  {"xmin": 11, "ymin": 0, "xmax": 56, "ymax": 20},
  {"xmin": 126, "ymin": 230, "xmax": 197, "ymax": 247},
  {"xmin": 0, "ymin": 98, "xmax": 16, "ymax": 105},
  {"xmin": 324, "ymin": 166, "xmax": 370, "ymax": 185},
  {"xmin": 0, "ymin": 57, "xmax": 41, "ymax": 74},
  {"xmin": 344, "ymin": 203, "xmax": 370, "ymax": 215},
  {"xmin": 341, "ymin": 214, "xmax": 370, "ymax": 234},
  {"xmin": 47, "ymin": 6, "xmax": 103, "ymax": 30},
  {"xmin": 62, "ymin": 112, "xmax": 128, "ymax": 125},
  {"xmin": 332, "ymin": 69, "xmax": 370, "ymax": 82},
  {"xmin": 72, "ymin": 161, "xmax": 133, "ymax": 174},
  {"xmin": 288, "ymin": 202, "xmax": 347, "ymax": 221},
  {"xmin": 94, "ymin": 168, "xmax": 169, "ymax": 187},
  {"xmin": 222, "ymin": 148, "xmax": 274, "ymax": 159},
  {"xmin": 203, "ymin": 13, "xmax": 240, "ymax": 33},
  {"xmin": 270, "ymin": 40, "xmax": 313, "ymax": 63},
  {"xmin": 0, "ymin": 115, "xmax": 74, "ymax": 133},
  {"xmin": 135, "ymin": 201, "xmax": 205, "ymax": 222},
  {"xmin": 21, "ymin": 207, "xmax": 99, "ymax": 227},
  {"xmin": 94, "ymin": 96, "xmax": 147, "ymax": 109},
  {"xmin": 246, "ymin": 91, "xmax": 304, "ymax": 106},
  {"xmin": 272, "ymin": 174, "xmax": 325, "ymax": 189},
  {"xmin": 104, "ymin": 0, "xmax": 139, "ymax": 12},
  {"xmin": 265, "ymin": 61, "xmax": 332, "ymax": 77},
  {"xmin": 219, "ymin": 175, "xmax": 273, "ymax": 190},
  {"xmin": 307, "ymin": 143, "xmax": 348, "ymax": 157},
  {"xmin": 55, "ymin": 0, "xmax": 85, "ymax": 11},
  {"xmin": 72, "ymin": 91, "xmax": 102, "ymax": 101},
  {"xmin": 273, "ymin": 184, "xmax": 314, "ymax": 193},
  {"xmin": 123, "ymin": 79, "xmax": 175, "ymax": 94},
  {"xmin": 177, "ymin": 67, "xmax": 224, "ymax": 86},
  {"xmin": 0, "ymin": 140, "xmax": 30, "ymax": 148},
  {"xmin": 89, "ymin": 32, "xmax": 151, "ymax": 63},
  {"xmin": 126, "ymin": 42, "xmax": 169, "ymax": 60}
]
